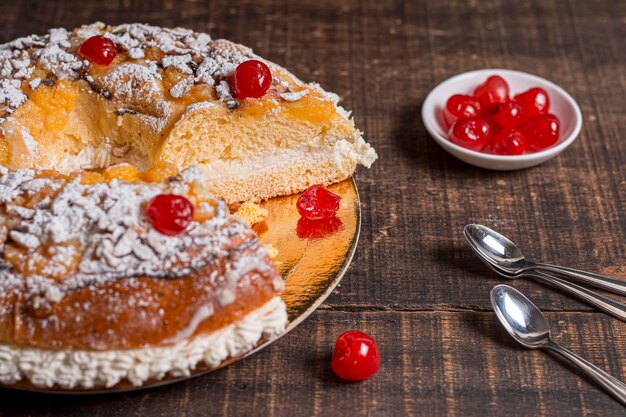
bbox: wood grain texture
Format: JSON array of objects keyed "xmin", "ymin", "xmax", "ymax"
[{"xmin": 0, "ymin": 0, "xmax": 625, "ymax": 415}]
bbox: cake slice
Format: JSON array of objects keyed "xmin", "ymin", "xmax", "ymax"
[{"xmin": 0, "ymin": 22, "xmax": 376, "ymax": 202}]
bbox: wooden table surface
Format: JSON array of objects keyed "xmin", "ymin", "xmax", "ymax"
[{"xmin": 1, "ymin": 0, "xmax": 625, "ymax": 416}]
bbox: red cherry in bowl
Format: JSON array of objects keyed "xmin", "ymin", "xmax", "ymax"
[
  {"xmin": 331, "ymin": 331, "xmax": 381, "ymax": 381},
  {"xmin": 514, "ymin": 87, "xmax": 550, "ymax": 121},
  {"xmin": 443, "ymin": 94, "xmax": 481, "ymax": 127},
  {"xmin": 473, "ymin": 75, "xmax": 509, "ymax": 108},
  {"xmin": 448, "ymin": 117, "xmax": 493, "ymax": 151},
  {"xmin": 491, "ymin": 100, "xmax": 524, "ymax": 129},
  {"xmin": 489, "ymin": 128, "xmax": 527, "ymax": 155},
  {"xmin": 521, "ymin": 113, "xmax": 560, "ymax": 152},
  {"xmin": 233, "ymin": 60, "xmax": 272, "ymax": 99}
]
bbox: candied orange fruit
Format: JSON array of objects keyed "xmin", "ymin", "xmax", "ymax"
[
  {"xmin": 79, "ymin": 171, "xmax": 105, "ymax": 185},
  {"xmin": 3, "ymin": 243, "xmax": 80, "ymax": 281},
  {"xmin": 37, "ymin": 170, "xmax": 71, "ymax": 181},
  {"xmin": 29, "ymin": 80, "xmax": 78, "ymax": 133},
  {"xmin": 103, "ymin": 164, "xmax": 139, "ymax": 181},
  {"xmin": 139, "ymin": 161, "xmax": 178, "ymax": 183},
  {"xmin": 239, "ymin": 97, "xmax": 279, "ymax": 118},
  {"xmin": 0, "ymin": 137, "xmax": 11, "ymax": 165},
  {"xmin": 192, "ymin": 200, "xmax": 217, "ymax": 222},
  {"xmin": 283, "ymin": 94, "xmax": 335, "ymax": 124}
]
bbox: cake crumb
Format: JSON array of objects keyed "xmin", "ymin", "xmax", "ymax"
[{"xmin": 232, "ymin": 200, "xmax": 268, "ymax": 226}]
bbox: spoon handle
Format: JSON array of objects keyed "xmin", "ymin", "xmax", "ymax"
[
  {"xmin": 531, "ymin": 263, "xmax": 626, "ymax": 296},
  {"xmin": 527, "ymin": 271, "xmax": 626, "ymax": 322},
  {"xmin": 546, "ymin": 340, "xmax": 626, "ymax": 406}
]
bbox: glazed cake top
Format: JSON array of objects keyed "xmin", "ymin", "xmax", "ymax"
[
  {"xmin": 0, "ymin": 166, "xmax": 275, "ymax": 312},
  {"xmin": 0, "ymin": 22, "xmax": 309, "ymax": 122}
]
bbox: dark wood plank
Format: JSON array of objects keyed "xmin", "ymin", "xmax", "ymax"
[
  {"xmin": 0, "ymin": 0, "xmax": 624, "ymax": 415},
  {"xmin": 2, "ymin": 310, "xmax": 626, "ymax": 417}
]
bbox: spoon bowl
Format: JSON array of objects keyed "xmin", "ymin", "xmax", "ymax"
[
  {"xmin": 490, "ymin": 284, "xmax": 551, "ymax": 349},
  {"xmin": 464, "ymin": 224, "xmax": 527, "ymax": 274}
]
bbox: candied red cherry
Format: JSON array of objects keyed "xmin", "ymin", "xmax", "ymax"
[
  {"xmin": 296, "ymin": 216, "xmax": 343, "ymax": 240},
  {"xmin": 147, "ymin": 194, "xmax": 194, "ymax": 236},
  {"xmin": 448, "ymin": 117, "xmax": 493, "ymax": 151},
  {"xmin": 514, "ymin": 87, "xmax": 550, "ymax": 121},
  {"xmin": 443, "ymin": 94, "xmax": 482, "ymax": 127},
  {"xmin": 521, "ymin": 114, "xmax": 560, "ymax": 152},
  {"xmin": 489, "ymin": 128, "xmax": 527, "ymax": 155},
  {"xmin": 78, "ymin": 36, "xmax": 117, "ymax": 66},
  {"xmin": 473, "ymin": 75, "xmax": 509, "ymax": 108},
  {"xmin": 331, "ymin": 331, "xmax": 381, "ymax": 381},
  {"xmin": 492, "ymin": 100, "xmax": 524, "ymax": 129},
  {"xmin": 233, "ymin": 59, "xmax": 272, "ymax": 99},
  {"xmin": 296, "ymin": 185, "xmax": 341, "ymax": 220}
]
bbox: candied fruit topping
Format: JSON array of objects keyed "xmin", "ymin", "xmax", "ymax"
[
  {"xmin": 147, "ymin": 194, "xmax": 194, "ymax": 236},
  {"xmin": 79, "ymin": 171, "xmax": 105, "ymax": 185},
  {"xmin": 139, "ymin": 161, "xmax": 178, "ymax": 183},
  {"xmin": 78, "ymin": 35, "xmax": 118, "ymax": 66},
  {"xmin": 296, "ymin": 184, "xmax": 341, "ymax": 220},
  {"xmin": 103, "ymin": 164, "xmax": 139, "ymax": 182},
  {"xmin": 233, "ymin": 60, "xmax": 272, "ymax": 99},
  {"xmin": 0, "ymin": 138, "xmax": 11, "ymax": 165},
  {"xmin": 28, "ymin": 80, "xmax": 78, "ymax": 133},
  {"xmin": 192, "ymin": 200, "xmax": 218, "ymax": 223}
]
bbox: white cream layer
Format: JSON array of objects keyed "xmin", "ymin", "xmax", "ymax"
[
  {"xmin": 197, "ymin": 136, "xmax": 377, "ymax": 181},
  {"xmin": 0, "ymin": 297, "xmax": 287, "ymax": 390}
]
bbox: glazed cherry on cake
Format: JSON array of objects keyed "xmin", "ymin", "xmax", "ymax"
[
  {"xmin": 147, "ymin": 194, "xmax": 194, "ymax": 236},
  {"xmin": 78, "ymin": 35, "xmax": 117, "ymax": 65},
  {"xmin": 443, "ymin": 75, "xmax": 560, "ymax": 155},
  {"xmin": 233, "ymin": 59, "xmax": 272, "ymax": 99},
  {"xmin": 331, "ymin": 331, "xmax": 381, "ymax": 381}
]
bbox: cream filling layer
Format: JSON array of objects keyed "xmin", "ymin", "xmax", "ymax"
[
  {"xmin": 0, "ymin": 297, "xmax": 287, "ymax": 390},
  {"xmin": 197, "ymin": 135, "xmax": 377, "ymax": 181}
]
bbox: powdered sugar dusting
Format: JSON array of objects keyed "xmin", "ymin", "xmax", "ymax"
[{"xmin": 0, "ymin": 167, "xmax": 271, "ymax": 307}]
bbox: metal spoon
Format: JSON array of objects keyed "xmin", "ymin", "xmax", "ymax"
[
  {"xmin": 464, "ymin": 224, "xmax": 626, "ymax": 296},
  {"xmin": 490, "ymin": 284, "xmax": 626, "ymax": 406},
  {"xmin": 478, "ymin": 255, "xmax": 626, "ymax": 322}
]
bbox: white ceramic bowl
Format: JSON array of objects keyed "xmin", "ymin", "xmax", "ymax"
[{"xmin": 422, "ymin": 69, "xmax": 582, "ymax": 170}]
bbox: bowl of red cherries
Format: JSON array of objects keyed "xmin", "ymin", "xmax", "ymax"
[{"xmin": 422, "ymin": 69, "xmax": 582, "ymax": 170}]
